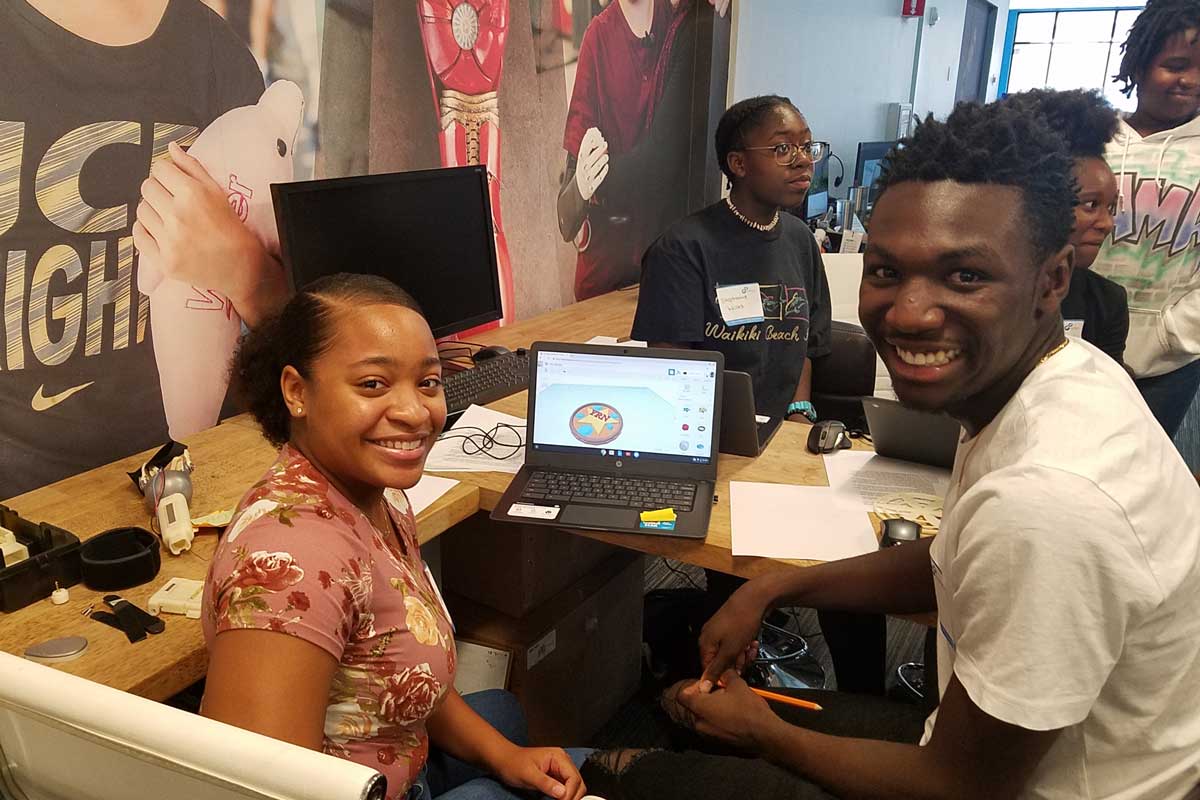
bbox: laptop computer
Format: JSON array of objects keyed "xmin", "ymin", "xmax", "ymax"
[
  {"xmin": 861, "ymin": 397, "xmax": 962, "ymax": 469},
  {"xmin": 719, "ymin": 370, "xmax": 782, "ymax": 457},
  {"xmin": 491, "ymin": 342, "xmax": 724, "ymax": 538}
]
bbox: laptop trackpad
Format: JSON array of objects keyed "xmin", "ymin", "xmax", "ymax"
[{"xmin": 560, "ymin": 505, "xmax": 638, "ymax": 530}]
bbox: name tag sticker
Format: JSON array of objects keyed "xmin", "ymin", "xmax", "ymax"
[
  {"xmin": 1063, "ymin": 319, "xmax": 1085, "ymax": 339},
  {"xmin": 508, "ymin": 503, "xmax": 560, "ymax": 520},
  {"xmin": 716, "ymin": 283, "xmax": 765, "ymax": 325}
]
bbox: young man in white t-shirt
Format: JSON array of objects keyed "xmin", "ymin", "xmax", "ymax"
[{"xmin": 670, "ymin": 101, "xmax": 1200, "ymax": 798}]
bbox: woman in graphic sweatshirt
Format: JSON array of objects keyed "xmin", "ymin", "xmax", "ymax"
[{"xmin": 1092, "ymin": 0, "xmax": 1200, "ymax": 437}]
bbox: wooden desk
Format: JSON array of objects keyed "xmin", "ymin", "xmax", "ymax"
[
  {"xmin": 0, "ymin": 287, "xmax": 896, "ymax": 699},
  {"xmin": 0, "ymin": 420, "xmax": 480, "ymax": 701}
]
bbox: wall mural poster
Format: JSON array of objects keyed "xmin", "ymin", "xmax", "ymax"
[
  {"xmin": 0, "ymin": 0, "xmax": 322, "ymax": 498},
  {"xmin": 541, "ymin": 0, "xmax": 732, "ymax": 300},
  {"xmin": 335, "ymin": 1, "xmax": 728, "ymax": 322}
]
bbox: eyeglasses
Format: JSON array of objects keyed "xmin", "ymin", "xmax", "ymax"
[{"xmin": 741, "ymin": 141, "xmax": 830, "ymax": 167}]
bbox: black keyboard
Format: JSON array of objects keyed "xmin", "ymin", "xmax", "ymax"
[
  {"xmin": 520, "ymin": 470, "xmax": 697, "ymax": 512},
  {"xmin": 444, "ymin": 349, "xmax": 530, "ymax": 415}
]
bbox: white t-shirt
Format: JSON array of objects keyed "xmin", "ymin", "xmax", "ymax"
[{"xmin": 920, "ymin": 339, "xmax": 1200, "ymax": 799}]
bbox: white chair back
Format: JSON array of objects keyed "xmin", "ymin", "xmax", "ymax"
[{"xmin": 0, "ymin": 651, "xmax": 385, "ymax": 800}]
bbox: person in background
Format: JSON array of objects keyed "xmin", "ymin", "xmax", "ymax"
[
  {"xmin": 631, "ymin": 94, "xmax": 832, "ymax": 424},
  {"xmin": 629, "ymin": 96, "xmax": 887, "ymax": 698},
  {"xmin": 201, "ymin": 274, "xmax": 588, "ymax": 800},
  {"xmin": 1003, "ymin": 88, "xmax": 1130, "ymax": 367},
  {"xmin": 1093, "ymin": 0, "xmax": 1200, "ymax": 438},
  {"xmin": 583, "ymin": 99, "xmax": 1200, "ymax": 800}
]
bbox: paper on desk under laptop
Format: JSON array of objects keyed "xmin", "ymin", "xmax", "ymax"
[{"xmin": 822, "ymin": 451, "xmax": 951, "ymax": 509}]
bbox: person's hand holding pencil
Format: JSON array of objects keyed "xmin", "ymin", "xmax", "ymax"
[{"xmin": 677, "ymin": 671, "xmax": 816, "ymax": 752}]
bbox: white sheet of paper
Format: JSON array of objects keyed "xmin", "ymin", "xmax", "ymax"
[
  {"xmin": 730, "ymin": 481, "xmax": 877, "ymax": 561},
  {"xmin": 715, "ymin": 283, "xmax": 765, "ymax": 325},
  {"xmin": 425, "ymin": 404, "xmax": 527, "ymax": 473},
  {"xmin": 404, "ymin": 474, "xmax": 460, "ymax": 516},
  {"xmin": 584, "ymin": 336, "xmax": 648, "ymax": 347},
  {"xmin": 453, "ymin": 640, "xmax": 512, "ymax": 695},
  {"xmin": 822, "ymin": 451, "xmax": 951, "ymax": 509}
]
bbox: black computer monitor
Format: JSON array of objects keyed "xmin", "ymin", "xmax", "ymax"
[
  {"xmin": 805, "ymin": 154, "xmax": 830, "ymax": 220},
  {"xmin": 854, "ymin": 141, "xmax": 896, "ymax": 203},
  {"xmin": 271, "ymin": 165, "xmax": 503, "ymax": 339}
]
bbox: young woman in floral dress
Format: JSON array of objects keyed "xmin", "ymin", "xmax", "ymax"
[{"xmin": 200, "ymin": 273, "xmax": 588, "ymax": 800}]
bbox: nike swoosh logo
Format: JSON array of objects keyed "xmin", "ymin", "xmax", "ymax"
[{"xmin": 32, "ymin": 381, "xmax": 95, "ymax": 412}]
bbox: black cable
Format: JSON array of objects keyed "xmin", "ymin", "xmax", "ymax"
[
  {"xmin": 828, "ymin": 152, "xmax": 846, "ymax": 188},
  {"xmin": 435, "ymin": 423, "xmax": 526, "ymax": 460},
  {"xmin": 659, "ymin": 557, "xmax": 705, "ymax": 592}
]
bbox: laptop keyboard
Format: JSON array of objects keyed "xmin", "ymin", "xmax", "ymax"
[{"xmin": 521, "ymin": 471, "xmax": 697, "ymax": 512}]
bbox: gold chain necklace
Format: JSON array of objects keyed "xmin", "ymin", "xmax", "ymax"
[
  {"xmin": 1039, "ymin": 337, "xmax": 1069, "ymax": 365},
  {"xmin": 726, "ymin": 196, "xmax": 779, "ymax": 232}
]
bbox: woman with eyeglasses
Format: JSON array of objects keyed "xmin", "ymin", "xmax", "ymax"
[
  {"xmin": 632, "ymin": 95, "xmax": 833, "ymax": 426},
  {"xmin": 633, "ymin": 96, "xmax": 883, "ymax": 704}
]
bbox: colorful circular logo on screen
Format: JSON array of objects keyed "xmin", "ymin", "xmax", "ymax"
[{"xmin": 570, "ymin": 403, "xmax": 623, "ymax": 445}]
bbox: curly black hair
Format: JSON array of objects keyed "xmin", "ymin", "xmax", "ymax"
[
  {"xmin": 1000, "ymin": 88, "xmax": 1119, "ymax": 159},
  {"xmin": 877, "ymin": 102, "xmax": 1077, "ymax": 261},
  {"xmin": 714, "ymin": 95, "xmax": 802, "ymax": 182},
  {"xmin": 1114, "ymin": 0, "xmax": 1200, "ymax": 97},
  {"xmin": 232, "ymin": 273, "xmax": 424, "ymax": 447}
]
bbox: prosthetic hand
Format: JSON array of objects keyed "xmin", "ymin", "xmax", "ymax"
[{"xmin": 417, "ymin": 0, "xmax": 514, "ymax": 322}]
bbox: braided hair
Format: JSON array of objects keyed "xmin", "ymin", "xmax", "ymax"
[
  {"xmin": 877, "ymin": 101, "xmax": 1077, "ymax": 261},
  {"xmin": 1000, "ymin": 88, "xmax": 1119, "ymax": 159},
  {"xmin": 714, "ymin": 95, "xmax": 802, "ymax": 182},
  {"xmin": 1114, "ymin": 0, "xmax": 1200, "ymax": 97},
  {"xmin": 232, "ymin": 273, "xmax": 424, "ymax": 446}
]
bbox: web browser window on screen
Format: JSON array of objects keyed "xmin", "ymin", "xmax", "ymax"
[{"xmin": 532, "ymin": 351, "xmax": 717, "ymax": 465}]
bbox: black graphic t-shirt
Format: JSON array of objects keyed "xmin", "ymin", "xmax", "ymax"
[
  {"xmin": 1060, "ymin": 268, "xmax": 1130, "ymax": 367},
  {"xmin": 632, "ymin": 201, "xmax": 832, "ymax": 418},
  {"xmin": 0, "ymin": 0, "xmax": 263, "ymax": 497}
]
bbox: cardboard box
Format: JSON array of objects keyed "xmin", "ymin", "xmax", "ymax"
[
  {"xmin": 447, "ymin": 551, "xmax": 645, "ymax": 745},
  {"xmin": 441, "ymin": 512, "xmax": 619, "ymax": 617}
]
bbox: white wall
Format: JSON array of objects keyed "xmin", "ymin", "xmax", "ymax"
[{"xmin": 730, "ymin": 0, "xmax": 1010, "ymax": 194}]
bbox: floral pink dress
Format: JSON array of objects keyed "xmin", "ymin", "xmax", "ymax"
[{"xmin": 202, "ymin": 445, "xmax": 456, "ymax": 798}]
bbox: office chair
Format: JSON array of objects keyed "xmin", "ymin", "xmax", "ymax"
[
  {"xmin": 811, "ymin": 320, "xmax": 877, "ymax": 431},
  {"xmin": 0, "ymin": 651, "xmax": 385, "ymax": 800}
]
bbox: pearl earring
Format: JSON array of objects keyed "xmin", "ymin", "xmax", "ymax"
[{"xmin": 295, "ymin": 406, "xmax": 303, "ymax": 415}]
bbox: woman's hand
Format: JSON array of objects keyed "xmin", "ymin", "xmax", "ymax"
[{"xmin": 492, "ymin": 744, "xmax": 587, "ymax": 800}]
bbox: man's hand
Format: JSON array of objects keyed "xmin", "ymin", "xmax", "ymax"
[
  {"xmin": 677, "ymin": 671, "xmax": 783, "ymax": 752},
  {"xmin": 697, "ymin": 581, "xmax": 771, "ymax": 690},
  {"xmin": 134, "ymin": 141, "xmax": 284, "ymax": 325},
  {"xmin": 492, "ymin": 744, "xmax": 587, "ymax": 800},
  {"xmin": 575, "ymin": 127, "xmax": 609, "ymax": 202}
]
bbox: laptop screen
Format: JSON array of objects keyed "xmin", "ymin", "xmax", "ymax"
[{"xmin": 532, "ymin": 350, "xmax": 719, "ymax": 466}]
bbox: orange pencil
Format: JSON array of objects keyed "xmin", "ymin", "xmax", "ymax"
[
  {"xmin": 715, "ymin": 680, "xmax": 824, "ymax": 712},
  {"xmin": 749, "ymin": 686, "xmax": 823, "ymax": 712}
]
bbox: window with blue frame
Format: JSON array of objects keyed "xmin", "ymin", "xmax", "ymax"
[{"xmin": 999, "ymin": 6, "xmax": 1145, "ymax": 110}]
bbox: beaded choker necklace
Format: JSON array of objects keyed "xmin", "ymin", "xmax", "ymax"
[{"xmin": 725, "ymin": 196, "xmax": 779, "ymax": 232}]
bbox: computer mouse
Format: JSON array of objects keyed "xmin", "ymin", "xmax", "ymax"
[
  {"xmin": 806, "ymin": 419, "xmax": 851, "ymax": 454},
  {"xmin": 471, "ymin": 345, "xmax": 511, "ymax": 363},
  {"xmin": 880, "ymin": 518, "xmax": 921, "ymax": 547}
]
